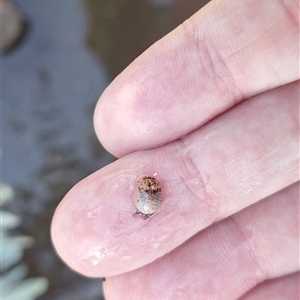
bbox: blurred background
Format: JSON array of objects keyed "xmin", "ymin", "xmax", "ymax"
[{"xmin": 1, "ymin": 0, "xmax": 209, "ymax": 299}]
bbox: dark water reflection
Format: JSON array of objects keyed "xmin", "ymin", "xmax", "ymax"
[
  {"xmin": 84, "ymin": 0, "xmax": 209, "ymax": 79},
  {"xmin": 3, "ymin": 0, "xmax": 208, "ymax": 299}
]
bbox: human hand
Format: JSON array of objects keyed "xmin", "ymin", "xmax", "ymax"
[{"xmin": 51, "ymin": 0, "xmax": 299, "ymax": 299}]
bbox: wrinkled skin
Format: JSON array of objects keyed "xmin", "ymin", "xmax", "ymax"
[{"xmin": 51, "ymin": 0, "xmax": 299, "ymax": 299}]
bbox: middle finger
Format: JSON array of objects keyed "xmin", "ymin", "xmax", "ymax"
[{"xmin": 52, "ymin": 81, "xmax": 299, "ymax": 277}]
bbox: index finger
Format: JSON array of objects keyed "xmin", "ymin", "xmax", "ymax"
[{"xmin": 94, "ymin": 0, "xmax": 299, "ymax": 157}]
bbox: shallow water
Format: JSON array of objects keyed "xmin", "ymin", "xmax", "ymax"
[{"xmin": 2, "ymin": 0, "xmax": 208, "ymax": 299}]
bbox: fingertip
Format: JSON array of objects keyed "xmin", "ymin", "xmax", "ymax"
[
  {"xmin": 93, "ymin": 80, "xmax": 137, "ymax": 158},
  {"xmin": 93, "ymin": 0, "xmax": 299, "ymax": 158},
  {"xmin": 93, "ymin": 92, "xmax": 119, "ymax": 157},
  {"xmin": 93, "ymin": 65, "xmax": 179, "ymax": 157},
  {"xmin": 51, "ymin": 184, "xmax": 95, "ymax": 277}
]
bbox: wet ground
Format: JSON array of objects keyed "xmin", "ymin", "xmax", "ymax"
[{"xmin": 2, "ymin": 0, "xmax": 208, "ymax": 299}]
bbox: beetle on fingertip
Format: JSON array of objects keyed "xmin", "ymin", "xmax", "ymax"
[{"xmin": 133, "ymin": 176, "xmax": 162, "ymax": 219}]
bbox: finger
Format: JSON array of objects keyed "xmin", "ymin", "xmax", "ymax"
[
  {"xmin": 103, "ymin": 183, "xmax": 299, "ymax": 300},
  {"xmin": 239, "ymin": 272, "xmax": 299, "ymax": 300},
  {"xmin": 94, "ymin": 0, "xmax": 299, "ymax": 157},
  {"xmin": 52, "ymin": 81, "xmax": 299, "ymax": 277}
]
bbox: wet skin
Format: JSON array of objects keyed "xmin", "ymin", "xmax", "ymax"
[{"xmin": 52, "ymin": 0, "xmax": 299, "ymax": 299}]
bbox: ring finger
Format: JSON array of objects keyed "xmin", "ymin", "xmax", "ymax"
[{"xmin": 104, "ymin": 182, "xmax": 299, "ymax": 299}]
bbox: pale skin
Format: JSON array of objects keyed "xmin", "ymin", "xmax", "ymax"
[{"xmin": 51, "ymin": 0, "xmax": 299, "ymax": 299}]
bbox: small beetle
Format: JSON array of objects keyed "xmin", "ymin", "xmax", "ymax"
[{"xmin": 134, "ymin": 176, "xmax": 162, "ymax": 219}]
